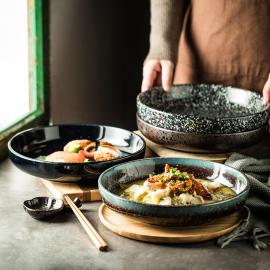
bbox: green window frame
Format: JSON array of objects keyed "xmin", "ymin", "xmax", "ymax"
[{"xmin": 0, "ymin": 0, "xmax": 49, "ymax": 161}]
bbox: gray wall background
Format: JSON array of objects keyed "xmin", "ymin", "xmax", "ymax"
[{"xmin": 50, "ymin": 0, "xmax": 150, "ymax": 131}]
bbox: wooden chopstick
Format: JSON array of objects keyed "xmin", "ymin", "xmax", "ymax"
[{"xmin": 64, "ymin": 195, "xmax": 108, "ymax": 251}]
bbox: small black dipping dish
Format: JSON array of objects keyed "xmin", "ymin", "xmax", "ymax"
[{"xmin": 23, "ymin": 197, "xmax": 65, "ymax": 220}]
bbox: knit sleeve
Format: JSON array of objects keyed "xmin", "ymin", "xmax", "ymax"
[{"xmin": 144, "ymin": 0, "xmax": 189, "ymax": 65}]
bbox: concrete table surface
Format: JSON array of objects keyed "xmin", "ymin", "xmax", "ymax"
[{"xmin": 1, "ymin": 134, "xmax": 270, "ymax": 270}]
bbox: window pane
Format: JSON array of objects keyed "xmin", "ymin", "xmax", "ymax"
[{"xmin": 0, "ymin": 0, "xmax": 29, "ymax": 130}]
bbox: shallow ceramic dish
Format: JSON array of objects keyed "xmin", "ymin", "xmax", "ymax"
[
  {"xmin": 8, "ymin": 124, "xmax": 145, "ymax": 182},
  {"xmin": 23, "ymin": 197, "xmax": 64, "ymax": 220},
  {"xmin": 98, "ymin": 157, "xmax": 249, "ymax": 226},
  {"xmin": 137, "ymin": 84, "xmax": 270, "ymax": 134},
  {"xmin": 137, "ymin": 112, "xmax": 268, "ymax": 153}
]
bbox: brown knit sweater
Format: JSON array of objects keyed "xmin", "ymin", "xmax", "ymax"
[
  {"xmin": 145, "ymin": 0, "xmax": 270, "ymax": 93},
  {"xmin": 144, "ymin": 0, "xmax": 189, "ymax": 66}
]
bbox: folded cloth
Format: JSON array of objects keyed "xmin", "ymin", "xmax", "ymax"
[{"xmin": 217, "ymin": 153, "xmax": 270, "ymax": 250}]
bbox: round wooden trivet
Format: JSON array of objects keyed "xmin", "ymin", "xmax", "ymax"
[{"xmin": 99, "ymin": 204, "xmax": 244, "ymax": 243}]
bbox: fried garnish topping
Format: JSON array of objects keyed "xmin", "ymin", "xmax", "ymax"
[
  {"xmin": 178, "ymin": 179, "xmax": 193, "ymax": 193},
  {"xmin": 147, "ymin": 164, "xmax": 192, "ymax": 192},
  {"xmin": 192, "ymin": 179, "xmax": 212, "ymax": 199},
  {"xmin": 148, "ymin": 182, "xmax": 167, "ymax": 189},
  {"xmin": 165, "ymin": 164, "xmax": 170, "ymax": 173},
  {"xmin": 146, "ymin": 164, "xmax": 213, "ymax": 198},
  {"xmin": 168, "ymin": 180, "xmax": 185, "ymax": 191}
]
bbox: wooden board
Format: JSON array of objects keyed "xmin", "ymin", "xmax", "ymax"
[
  {"xmin": 41, "ymin": 179, "xmax": 101, "ymax": 204},
  {"xmin": 134, "ymin": 131, "xmax": 233, "ymax": 164},
  {"xmin": 99, "ymin": 204, "xmax": 244, "ymax": 243}
]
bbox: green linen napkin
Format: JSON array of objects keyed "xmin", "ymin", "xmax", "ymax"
[{"xmin": 217, "ymin": 153, "xmax": 270, "ymax": 250}]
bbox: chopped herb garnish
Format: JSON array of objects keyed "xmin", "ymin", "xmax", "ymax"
[
  {"xmin": 158, "ymin": 178, "xmax": 165, "ymax": 183},
  {"xmin": 168, "ymin": 180, "xmax": 175, "ymax": 186}
]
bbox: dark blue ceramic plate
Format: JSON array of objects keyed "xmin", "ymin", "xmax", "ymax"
[
  {"xmin": 98, "ymin": 157, "xmax": 249, "ymax": 226},
  {"xmin": 8, "ymin": 124, "xmax": 146, "ymax": 182}
]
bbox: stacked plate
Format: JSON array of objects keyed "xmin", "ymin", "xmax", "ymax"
[{"xmin": 137, "ymin": 84, "xmax": 270, "ymax": 153}]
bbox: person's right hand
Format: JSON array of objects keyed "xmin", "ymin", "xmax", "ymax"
[{"xmin": 141, "ymin": 60, "xmax": 174, "ymax": 92}]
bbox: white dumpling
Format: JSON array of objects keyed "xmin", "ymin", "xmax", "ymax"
[
  {"xmin": 193, "ymin": 193, "xmax": 204, "ymax": 204},
  {"xmin": 143, "ymin": 180, "xmax": 149, "ymax": 186},
  {"xmin": 208, "ymin": 181, "xmax": 220, "ymax": 189},
  {"xmin": 190, "ymin": 196, "xmax": 203, "ymax": 205},
  {"xmin": 202, "ymin": 181, "xmax": 220, "ymax": 189},
  {"xmin": 134, "ymin": 186, "xmax": 149, "ymax": 199},
  {"xmin": 201, "ymin": 181, "xmax": 210, "ymax": 189},
  {"xmin": 149, "ymin": 189, "xmax": 170, "ymax": 202},
  {"xmin": 179, "ymin": 193, "xmax": 204, "ymax": 205},
  {"xmin": 160, "ymin": 197, "xmax": 172, "ymax": 205},
  {"xmin": 179, "ymin": 193, "xmax": 193, "ymax": 205}
]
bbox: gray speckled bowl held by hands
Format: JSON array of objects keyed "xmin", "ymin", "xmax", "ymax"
[{"xmin": 137, "ymin": 84, "xmax": 270, "ymax": 134}]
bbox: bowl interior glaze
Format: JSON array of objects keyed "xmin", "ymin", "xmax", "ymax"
[{"xmin": 8, "ymin": 124, "xmax": 146, "ymax": 182}]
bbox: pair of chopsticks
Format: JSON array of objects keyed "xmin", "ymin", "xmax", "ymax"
[{"xmin": 64, "ymin": 195, "xmax": 108, "ymax": 251}]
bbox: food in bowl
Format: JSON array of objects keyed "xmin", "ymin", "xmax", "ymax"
[
  {"xmin": 44, "ymin": 140, "xmax": 122, "ymax": 163},
  {"xmin": 115, "ymin": 164, "xmax": 235, "ymax": 205}
]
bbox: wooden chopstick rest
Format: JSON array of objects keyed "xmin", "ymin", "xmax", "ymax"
[{"xmin": 64, "ymin": 195, "xmax": 108, "ymax": 251}]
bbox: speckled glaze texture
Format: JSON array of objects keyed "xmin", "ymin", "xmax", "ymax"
[
  {"xmin": 23, "ymin": 197, "xmax": 64, "ymax": 220},
  {"xmin": 98, "ymin": 158, "xmax": 250, "ymax": 226},
  {"xmin": 8, "ymin": 124, "xmax": 146, "ymax": 182},
  {"xmin": 137, "ymin": 113, "xmax": 269, "ymax": 153},
  {"xmin": 137, "ymin": 84, "xmax": 270, "ymax": 134}
]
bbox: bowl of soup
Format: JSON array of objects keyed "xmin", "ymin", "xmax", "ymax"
[{"xmin": 98, "ymin": 157, "xmax": 249, "ymax": 226}]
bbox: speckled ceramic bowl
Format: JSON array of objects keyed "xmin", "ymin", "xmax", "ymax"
[
  {"xmin": 23, "ymin": 197, "xmax": 64, "ymax": 220},
  {"xmin": 8, "ymin": 124, "xmax": 145, "ymax": 182},
  {"xmin": 98, "ymin": 157, "xmax": 249, "ymax": 226},
  {"xmin": 137, "ymin": 84, "xmax": 270, "ymax": 134},
  {"xmin": 137, "ymin": 113, "xmax": 269, "ymax": 153}
]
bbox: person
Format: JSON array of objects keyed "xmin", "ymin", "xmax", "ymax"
[{"xmin": 141, "ymin": 0, "xmax": 270, "ymax": 110}]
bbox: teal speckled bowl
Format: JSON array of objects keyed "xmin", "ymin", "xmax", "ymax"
[{"xmin": 98, "ymin": 158, "xmax": 249, "ymax": 226}]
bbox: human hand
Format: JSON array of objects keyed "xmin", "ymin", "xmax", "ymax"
[
  {"xmin": 262, "ymin": 76, "xmax": 270, "ymax": 131},
  {"xmin": 141, "ymin": 60, "xmax": 174, "ymax": 92}
]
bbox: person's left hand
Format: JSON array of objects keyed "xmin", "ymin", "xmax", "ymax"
[{"xmin": 262, "ymin": 76, "xmax": 270, "ymax": 131}]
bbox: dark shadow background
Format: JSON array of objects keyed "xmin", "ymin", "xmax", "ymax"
[{"xmin": 50, "ymin": 0, "xmax": 150, "ymax": 131}]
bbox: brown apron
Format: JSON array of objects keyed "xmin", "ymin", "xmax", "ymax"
[{"xmin": 174, "ymin": 0, "xmax": 270, "ymax": 94}]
